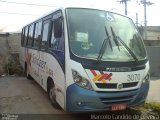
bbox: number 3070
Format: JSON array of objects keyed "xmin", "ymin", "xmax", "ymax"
[{"xmin": 127, "ymin": 74, "xmax": 140, "ymax": 82}]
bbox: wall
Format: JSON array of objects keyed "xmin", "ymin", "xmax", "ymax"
[
  {"xmin": 138, "ymin": 26, "xmax": 160, "ymax": 46},
  {"xmin": 146, "ymin": 46, "xmax": 160, "ymax": 77},
  {"xmin": 0, "ymin": 33, "xmax": 21, "ymax": 75},
  {"xmin": 0, "ymin": 33, "xmax": 9, "ymax": 55},
  {"xmin": 0, "ymin": 33, "xmax": 21, "ymax": 54},
  {"xmin": 146, "ymin": 26, "xmax": 160, "ymax": 40},
  {"xmin": 144, "ymin": 40, "xmax": 160, "ymax": 46},
  {"xmin": 8, "ymin": 33, "xmax": 21, "ymax": 53}
]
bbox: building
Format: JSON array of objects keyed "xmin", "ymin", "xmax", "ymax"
[{"xmin": 139, "ymin": 26, "xmax": 160, "ymax": 46}]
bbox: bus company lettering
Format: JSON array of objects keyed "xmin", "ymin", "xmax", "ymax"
[
  {"xmin": 32, "ymin": 54, "xmax": 46, "ymax": 69},
  {"xmin": 32, "ymin": 54, "xmax": 38, "ymax": 65},
  {"xmin": 46, "ymin": 66, "xmax": 54, "ymax": 76},
  {"xmin": 106, "ymin": 67, "xmax": 131, "ymax": 72}
]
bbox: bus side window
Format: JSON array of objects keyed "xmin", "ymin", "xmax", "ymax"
[
  {"xmin": 24, "ymin": 26, "xmax": 29, "ymax": 46},
  {"xmin": 50, "ymin": 22, "xmax": 58, "ymax": 49},
  {"xmin": 50, "ymin": 17, "xmax": 64, "ymax": 51},
  {"xmin": 21, "ymin": 28, "xmax": 25, "ymax": 46},
  {"xmin": 41, "ymin": 20, "xmax": 50, "ymax": 50},
  {"xmin": 27, "ymin": 24, "xmax": 34, "ymax": 47},
  {"xmin": 33, "ymin": 20, "xmax": 42, "ymax": 48}
]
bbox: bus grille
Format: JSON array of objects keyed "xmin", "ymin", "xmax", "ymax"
[
  {"xmin": 100, "ymin": 95, "xmax": 134, "ymax": 105},
  {"xmin": 98, "ymin": 89, "xmax": 138, "ymax": 105},
  {"xmin": 95, "ymin": 82, "xmax": 138, "ymax": 89}
]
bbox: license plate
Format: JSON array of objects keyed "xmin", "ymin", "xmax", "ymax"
[{"xmin": 112, "ymin": 103, "xmax": 127, "ymax": 111}]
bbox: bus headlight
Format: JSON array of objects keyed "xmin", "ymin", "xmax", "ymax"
[
  {"xmin": 72, "ymin": 70, "xmax": 93, "ymax": 90},
  {"xmin": 142, "ymin": 73, "xmax": 150, "ymax": 84}
]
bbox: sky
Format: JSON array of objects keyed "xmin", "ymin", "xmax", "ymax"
[{"xmin": 0, "ymin": 0, "xmax": 159, "ymax": 32}]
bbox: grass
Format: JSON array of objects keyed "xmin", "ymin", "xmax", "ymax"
[
  {"xmin": 3, "ymin": 54, "xmax": 24, "ymax": 76},
  {"xmin": 143, "ymin": 102, "xmax": 160, "ymax": 114}
]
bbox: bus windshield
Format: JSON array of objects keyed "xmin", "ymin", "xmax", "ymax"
[{"xmin": 66, "ymin": 8, "xmax": 147, "ymax": 61}]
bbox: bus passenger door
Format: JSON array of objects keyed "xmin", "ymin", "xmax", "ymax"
[{"xmin": 48, "ymin": 12, "xmax": 65, "ymax": 109}]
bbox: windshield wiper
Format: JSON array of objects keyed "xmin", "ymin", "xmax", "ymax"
[
  {"xmin": 110, "ymin": 27, "xmax": 139, "ymax": 63},
  {"xmin": 96, "ymin": 26, "xmax": 113, "ymax": 63},
  {"xmin": 110, "ymin": 27, "xmax": 120, "ymax": 51}
]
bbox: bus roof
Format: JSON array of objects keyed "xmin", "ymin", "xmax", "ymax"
[{"xmin": 22, "ymin": 5, "xmax": 119, "ymax": 28}]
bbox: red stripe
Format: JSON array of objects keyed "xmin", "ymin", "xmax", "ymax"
[
  {"xmin": 90, "ymin": 70, "xmax": 97, "ymax": 76},
  {"xmin": 98, "ymin": 74, "xmax": 108, "ymax": 81},
  {"xmin": 105, "ymin": 73, "xmax": 112, "ymax": 80},
  {"xmin": 99, "ymin": 71, "xmax": 104, "ymax": 75}
]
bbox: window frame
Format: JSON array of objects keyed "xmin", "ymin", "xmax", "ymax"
[
  {"xmin": 49, "ymin": 11, "xmax": 64, "ymax": 52},
  {"xmin": 24, "ymin": 26, "xmax": 29, "ymax": 47},
  {"xmin": 27, "ymin": 23, "xmax": 35, "ymax": 47},
  {"xmin": 21, "ymin": 28, "xmax": 25, "ymax": 46},
  {"xmin": 40, "ymin": 17, "xmax": 51, "ymax": 50},
  {"xmin": 32, "ymin": 20, "xmax": 42, "ymax": 49}
]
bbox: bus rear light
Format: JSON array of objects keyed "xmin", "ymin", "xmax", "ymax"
[{"xmin": 72, "ymin": 70, "xmax": 93, "ymax": 90}]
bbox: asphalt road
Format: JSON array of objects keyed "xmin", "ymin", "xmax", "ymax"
[
  {"xmin": 0, "ymin": 76, "xmax": 159, "ymax": 120},
  {"xmin": 0, "ymin": 76, "xmax": 63, "ymax": 114}
]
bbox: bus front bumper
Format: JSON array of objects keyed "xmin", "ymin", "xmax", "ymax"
[{"xmin": 66, "ymin": 82, "xmax": 149, "ymax": 112}]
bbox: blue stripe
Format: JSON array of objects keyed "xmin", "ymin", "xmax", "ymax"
[
  {"xmin": 48, "ymin": 50, "xmax": 65, "ymax": 73},
  {"xmin": 66, "ymin": 82, "xmax": 149, "ymax": 112}
]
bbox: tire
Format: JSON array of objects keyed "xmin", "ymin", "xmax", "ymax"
[{"xmin": 48, "ymin": 82, "xmax": 60, "ymax": 108}]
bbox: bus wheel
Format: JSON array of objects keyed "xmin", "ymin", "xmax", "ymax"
[
  {"xmin": 48, "ymin": 83, "xmax": 59, "ymax": 108},
  {"xmin": 25, "ymin": 63, "xmax": 32, "ymax": 80}
]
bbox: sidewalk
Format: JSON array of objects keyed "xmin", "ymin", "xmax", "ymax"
[{"xmin": 147, "ymin": 77, "xmax": 160, "ymax": 102}]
